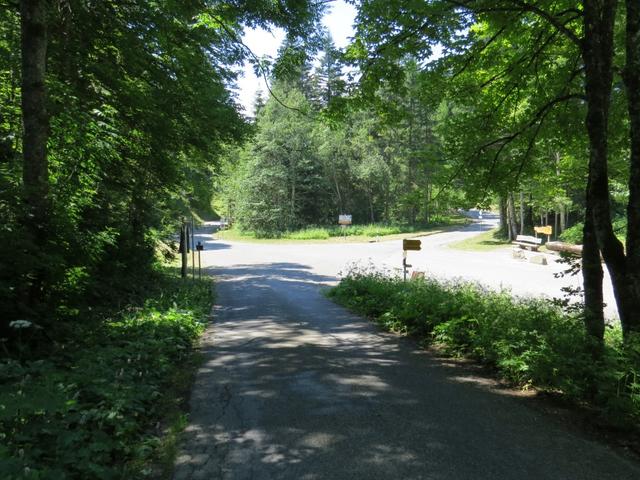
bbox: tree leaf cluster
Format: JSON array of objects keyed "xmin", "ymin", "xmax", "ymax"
[{"xmin": 0, "ymin": 1, "xmax": 323, "ymax": 337}]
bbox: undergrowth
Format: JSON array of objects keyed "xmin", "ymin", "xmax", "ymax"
[
  {"xmin": 0, "ymin": 268, "xmax": 211, "ymax": 479},
  {"xmin": 328, "ymin": 263, "xmax": 640, "ymax": 426}
]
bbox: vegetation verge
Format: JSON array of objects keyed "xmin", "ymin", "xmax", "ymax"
[
  {"xmin": 216, "ymin": 217, "xmax": 468, "ymax": 243},
  {"xmin": 0, "ymin": 268, "xmax": 211, "ymax": 479},
  {"xmin": 327, "ymin": 265, "xmax": 640, "ymax": 427}
]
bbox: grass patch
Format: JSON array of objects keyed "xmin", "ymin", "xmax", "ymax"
[
  {"xmin": 448, "ymin": 228, "xmax": 511, "ymax": 251},
  {"xmin": 327, "ymin": 265, "xmax": 640, "ymax": 427},
  {"xmin": 217, "ymin": 217, "xmax": 468, "ymax": 243},
  {"xmin": 0, "ymin": 267, "xmax": 212, "ymax": 479}
]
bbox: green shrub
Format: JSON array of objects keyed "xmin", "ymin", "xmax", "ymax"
[
  {"xmin": 0, "ymin": 271, "xmax": 211, "ymax": 479},
  {"xmin": 560, "ymin": 217, "xmax": 627, "ymax": 245},
  {"xmin": 559, "ymin": 222, "xmax": 584, "ymax": 244},
  {"xmin": 328, "ymin": 265, "xmax": 640, "ymax": 424}
]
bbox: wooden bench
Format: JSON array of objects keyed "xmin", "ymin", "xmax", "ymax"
[{"xmin": 512, "ymin": 235, "xmax": 542, "ymax": 251}]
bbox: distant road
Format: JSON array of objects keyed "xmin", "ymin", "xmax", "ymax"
[
  {"xmin": 172, "ymin": 221, "xmax": 634, "ymax": 479},
  {"xmin": 194, "ymin": 216, "xmax": 618, "ymax": 319}
]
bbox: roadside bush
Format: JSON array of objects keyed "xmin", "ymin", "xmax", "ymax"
[
  {"xmin": 0, "ymin": 270, "xmax": 211, "ymax": 479},
  {"xmin": 328, "ymin": 265, "xmax": 640, "ymax": 424},
  {"xmin": 560, "ymin": 217, "xmax": 627, "ymax": 245}
]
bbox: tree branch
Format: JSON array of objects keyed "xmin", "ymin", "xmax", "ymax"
[
  {"xmin": 509, "ymin": 1, "xmax": 582, "ymax": 46},
  {"xmin": 208, "ymin": 15, "xmax": 310, "ymax": 116},
  {"xmin": 447, "ymin": 0, "xmax": 582, "ymax": 48}
]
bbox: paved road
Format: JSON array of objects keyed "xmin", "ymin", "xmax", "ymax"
[
  {"xmin": 173, "ymin": 224, "xmax": 633, "ymax": 479},
  {"xmin": 196, "ymin": 216, "xmax": 617, "ymax": 319}
]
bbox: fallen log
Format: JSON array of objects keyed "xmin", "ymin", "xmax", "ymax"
[{"xmin": 546, "ymin": 241, "xmax": 583, "ymax": 256}]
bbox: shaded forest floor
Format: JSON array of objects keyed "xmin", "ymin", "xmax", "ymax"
[{"xmin": 1, "ymin": 267, "xmax": 213, "ymax": 479}]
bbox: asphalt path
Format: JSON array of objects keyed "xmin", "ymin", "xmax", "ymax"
[{"xmin": 173, "ymin": 222, "xmax": 633, "ymax": 479}]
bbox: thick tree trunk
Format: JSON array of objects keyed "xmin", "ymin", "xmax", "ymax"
[
  {"xmin": 425, "ymin": 182, "xmax": 431, "ymax": 224},
  {"xmin": 519, "ymin": 191, "xmax": 525, "ymax": 235},
  {"xmin": 583, "ymin": 0, "xmax": 640, "ymax": 337},
  {"xmin": 623, "ymin": 0, "xmax": 640, "ymax": 334},
  {"xmin": 582, "ymin": 184, "xmax": 605, "ymax": 343},
  {"xmin": 498, "ymin": 196, "xmax": 508, "ymax": 237},
  {"xmin": 507, "ymin": 193, "xmax": 518, "ymax": 240},
  {"xmin": 20, "ymin": 0, "xmax": 49, "ymax": 235}
]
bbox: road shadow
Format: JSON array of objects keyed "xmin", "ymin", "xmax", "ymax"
[{"xmin": 174, "ymin": 262, "xmax": 640, "ymax": 480}]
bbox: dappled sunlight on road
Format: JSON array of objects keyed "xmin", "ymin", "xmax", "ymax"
[
  {"xmin": 192, "ymin": 219, "xmax": 618, "ymax": 320},
  {"xmin": 173, "ymin": 260, "xmax": 639, "ymax": 480}
]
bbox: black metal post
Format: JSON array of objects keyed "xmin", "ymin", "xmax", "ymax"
[
  {"xmin": 180, "ymin": 220, "xmax": 188, "ymax": 278},
  {"xmin": 191, "ymin": 216, "xmax": 195, "ymax": 280},
  {"xmin": 403, "ymin": 257, "xmax": 407, "ymax": 281}
]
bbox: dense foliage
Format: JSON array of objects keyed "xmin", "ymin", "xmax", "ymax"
[
  {"xmin": 0, "ymin": 269, "xmax": 212, "ymax": 479},
  {"xmin": 0, "ymin": 0, "xmax": 323, "ymax": 335},
  {"xmin": 329, "ymin": 266, "xmax": 640, "ymax": 425},
  {"xmin": 214, "ymin": 48, "xmax": 460, "ymax": 235},
  {"xmin": 1, "ymin": 1, "xmax": 323, "ymax": 475},
  {"xmin": 335, "ymin": 0, "xmax": 640, "ymax": 341}
]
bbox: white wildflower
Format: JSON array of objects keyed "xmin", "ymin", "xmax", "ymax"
[{"xmin": 9, "ymin": 320, "xmax": 32, "ymax": 329}]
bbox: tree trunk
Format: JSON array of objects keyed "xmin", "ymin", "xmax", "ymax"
[
  {"xmin": 20, "ymin": 0, "xmax": 50, "ymax": 236},
  {"xmin": 498, "ymin": 196, "xmax": 508, "ymax": 237},
  {"xmin": 583, "ymin": 0, "xmax": 640, "ymax": 337},
  {"xmin": 525, "ymin": 194, "xmax": 534, "ymax": 232},
  {"xmin": 623, "ymin": 0, "xmax": 640, "ymax": 335},
  {"xmin": 582, "ymin": 183, "xmax": 605, "ymax": 343},
  {"xmin": 519, "ymin": 191, "xmax": 525, "ymax": 235},
  {"xmin": 369, "ymin": 190, "xmax": 375, "ymax": 223},
  {"xmin": 507, "ymin": 193, "xmax": 518, "ymax": 240},
  {"xmin": 291, "ymin": 181, "xmax": 296, "ymax": 224}
]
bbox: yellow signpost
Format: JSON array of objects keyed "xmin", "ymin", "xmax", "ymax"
[
  {"xmin": 534, "ymin": 225, "xmax": 553, "ymax": 242},
  {"xmin": 403, "ymin": 239, "xmax": 422, "ymax": 251},
  {"xmin": 534, "ymin": 225, "xmax": 553, "ymax": 236},
  {"xmin": 402, "ymin": 239, "xmax": 421, "ymax": 281}
]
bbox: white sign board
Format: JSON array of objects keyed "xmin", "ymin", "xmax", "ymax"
[{"xmin": 338, "ymin": 214, "xmax": 352, "ymax": 225}]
